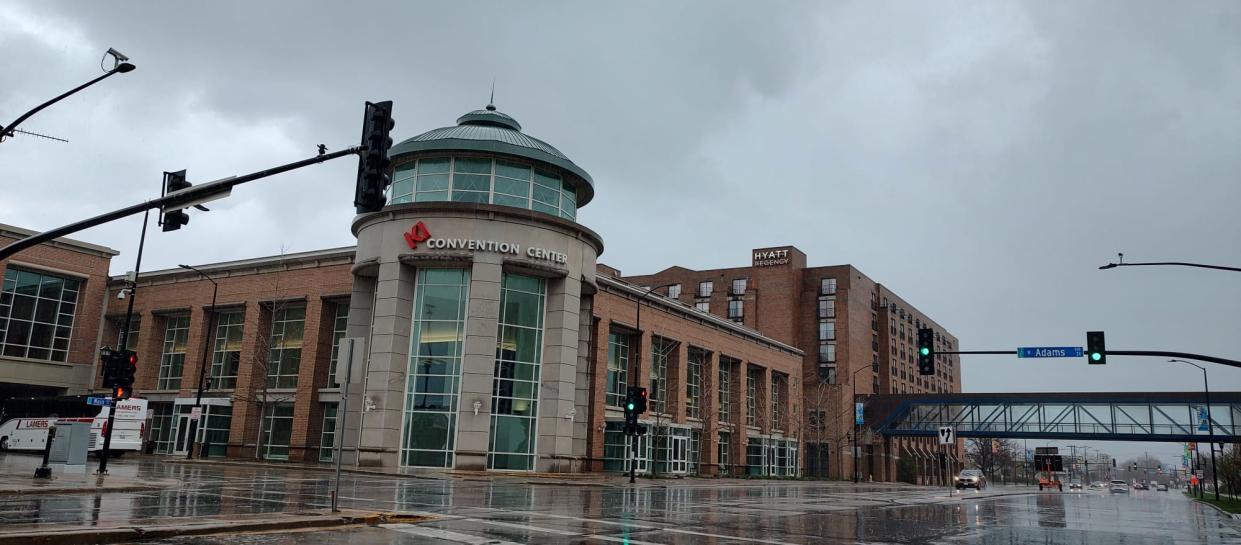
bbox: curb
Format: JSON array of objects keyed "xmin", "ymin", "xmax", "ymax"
[
  {"xmin": 159, "ymin": 457, "xmax": 445, "ymax": 481},
  {"xmin": 0, "ymin": 511, "xmax": 430, "ymax": 545},
  {"xmin": 1189, "ymin": 497, "xmax": 1241, "ymax": 520},
  {"xmin": 3, "ymin": 484, "xmax": 169, "ymax": 496}
]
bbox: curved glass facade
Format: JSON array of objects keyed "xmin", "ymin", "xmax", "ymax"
[
  {"xmin": 401, "ymin": 268, "xmax": 470, "ymax": 467},
  {"xmin": 389, "ymin": 156, "xmax": 578, "ymax": 221}
]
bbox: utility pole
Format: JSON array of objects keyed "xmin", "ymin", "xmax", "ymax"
[{"xmin": 98, "ymin": 210, "xmax": 148, "ymax": 475}]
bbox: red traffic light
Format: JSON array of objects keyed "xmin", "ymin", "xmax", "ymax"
[{"xmin": 127, "ymin": 353, "xmax": 137, "ymax": 364}]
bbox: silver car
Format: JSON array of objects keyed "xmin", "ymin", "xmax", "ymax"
[
  {"xmin": 1109, "ymin": 479, "xmax": 1129, "ymax": 493},
  {"xmin": 955, "ymin": 469, "xmax": 987, "ymax": 489}
]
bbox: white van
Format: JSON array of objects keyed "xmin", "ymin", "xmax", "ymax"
[{"xmin": 0, "ymin": 398, "xmax": 147, "ymax": 456}]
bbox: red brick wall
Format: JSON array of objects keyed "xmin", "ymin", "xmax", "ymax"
[{"xmin": 0, "ymin": 230, "xmax": 115, "ymax": 390}]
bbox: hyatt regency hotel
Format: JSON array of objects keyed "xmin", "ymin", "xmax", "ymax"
[{"xmin": 0, "ymin": 102, "xmax": 959, "ymax": 482}]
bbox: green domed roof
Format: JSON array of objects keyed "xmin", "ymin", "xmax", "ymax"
[{"xmin": 390, "ymin": 105, "xmax": 594, "ymax": 205}]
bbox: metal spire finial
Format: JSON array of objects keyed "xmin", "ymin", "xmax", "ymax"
[{"xmin": 487, "ymin": 79, "xmax": 496, "ymax": 111}]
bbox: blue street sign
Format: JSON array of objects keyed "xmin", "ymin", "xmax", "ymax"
[
  {"xmin": 855, "ymin": 402, "xmax": 864, "ymax": 425},
  {"xmin": 86, "ymin": 396, "xmax": 112, "ymax": 407},
  {"xmin": 1017, "ymin": 346, "xmax": 1084, "ymax": 358}
]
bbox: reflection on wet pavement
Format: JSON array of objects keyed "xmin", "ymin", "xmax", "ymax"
[{"xmin": 2, "ymin": 454, "xmax": 1239, "ymax": 544}]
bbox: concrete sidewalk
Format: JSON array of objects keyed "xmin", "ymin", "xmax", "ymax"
[
  {"xmin": 0, "ymin": 453, "xmax": 181, "ymax": 496},
  {"xmin": 0, "ymin": 509, "xmax": 425, "ymax": 545}
]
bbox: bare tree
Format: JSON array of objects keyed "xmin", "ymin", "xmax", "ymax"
[
  {"xmin": 965, "ymin": 438, "xmax": 1018, "ymax": 481},
  {"xmin": 229, "ymin": 246, "xmax": 298, "ymax": 460},
  {"xmin": 648, "ymin": 337, "xmax": 680, "ymax": 478}
]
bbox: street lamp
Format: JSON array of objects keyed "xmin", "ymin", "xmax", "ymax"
[
  {"xmin": 629, "ymin": 282, "xmax": 677, "ymax": 484},
  {"xmin": 1099, "ymin": 252, "xmax": 1241, "ymax": 273},
  {"xmin": 1, "ymin": 48, "xmax": 135, "ymax": 142},
  {"xmin": 179, "ymin": 264, "xmax": 218, "ymax": 460},
  {"xmin": 850, "ymin": 364, "xmax": 871, "ymax": 483},
  {"xmin": 1170, "ymin": 359, "xmax": 1219, "ymax": 501}
]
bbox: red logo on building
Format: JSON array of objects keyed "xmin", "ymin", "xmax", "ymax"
[{"xmin": 404, "ymin": 221, "xmax": 431, "ymax": 249}]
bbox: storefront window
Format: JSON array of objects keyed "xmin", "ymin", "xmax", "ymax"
[
  {"xmin": 197, "ymin": 405, "xmax": 232, "ymax": 458},
  {"xmin": 389, "ymin": 156, "xmax": 579, "ymax": 221},
  {"xmin": 488, "ymin": 273, "xmax": 546, "ymax": 471},
  {"xmin": 209, "ymin": 311, "xmax": 244, "ymax": 389},
  {"xmin": 650, "ymin": 337, "xmax": 675, "ymax": 414},
  {"xmin": 261, "ymin": 402, "xmax": 294, "ymax": 460},
  {"xmin": 0, "ymin": 267, "xmax": 79, "ymax": 362},
  {"xmin": 401, "ymin": 268, "xmax": 469, "ymax": 468},
  {"xmin": 686, "ymin": 348, "xmax": 704, "ymax": 419},
  {"xmin": 327, "ymin": 300, "xmax": 349, "ymax": 388},
  {"xmin": 606, "ymin": 332, "xmax": 629, "ymax": 408},
  {"xmin": 266, "ymin": 305, "xmax": 305, "ymax": 389},
  {"xmin": 157, "ymin": 316, "xmax": 190, "ymax": 390},
  {"xmin": 320, "ymin": 402, "xmax": 338, "ymax": 462}
]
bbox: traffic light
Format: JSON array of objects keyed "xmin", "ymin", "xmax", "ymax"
[
  {"xmin": 112, "ymin": 386, "xmax": 131, "ymax": 400},
  {"xmin": 100, "ymin": 348, "xmax": 118, "ymax": 388},
  {"xmin": 117, "ymin": 350, "xmax": 136, "ymax": 388},
  {"xmin": 631, "ymin": 386, "xmax": 648, "ymax": 415},
  {"xmin": 1086, "ymin": 331, "xmax": 1106, "ymax": 364},
  {"xmin": 161, "ymin": 170, "xmax": 191, "ymax": 232},
  {"xmin": 1113, "ymin": 458, "xmax": 1117, "ymax": 468},
  {"xmin": 917, "ymin": 328, "xmax": 934, "ymax": 375},
  {"xmin": 354, "ymin": 100, "xmax": 396, "ymax": 214}
]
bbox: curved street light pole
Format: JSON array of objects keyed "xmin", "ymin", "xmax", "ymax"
[
  {"xmin": 850, "ymin": 364, "xmax": 871, "ymax": 483},
  {"xmin": 179, "ymin": 264, "xmax": 218, "ymax": 460},
  {"xmin": 1170, "ymin": 359, "xmax": 1219, "ymax": 501},
  {"xmin": 1, "ymin": 53, "xmax": 135, "ymax": 142},
  {"xmin": 629, "ymin": 282, "xmax": 678, "ymax": 484}
]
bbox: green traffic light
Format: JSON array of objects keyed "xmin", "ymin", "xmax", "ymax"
[
  {"xmin": 919, "ymin": 347, "xmax": 930, "ymax": 356},
  {"xmin": 627, "ymin": 403, "xmax": 635, "ymax": 411},
  {"xmin": 1091, "ymin": 352, "xmax": 1101, "ymax": 361}
]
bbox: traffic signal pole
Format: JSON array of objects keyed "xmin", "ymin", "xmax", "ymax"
[
  {"xmin": 98, "ymin": 209, "xmax": 148, "ymax": 475},
  {"xmin": 934, "ymin": 350, "xmax": 1241, "ymax": 369},
  {"xmin": 0, "ymin": 147, "xmax": 362, "ymax": 262}
]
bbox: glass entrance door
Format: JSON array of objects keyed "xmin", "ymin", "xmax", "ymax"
[
  {"xmin": 626, "ymin": 434, "xmax": 650, "ymax": 475},
  {"xmin": 669, "ymin": 435, "xmax": 689, "ymax": 474},
  {"xmin": 172, "ymin": 415, "xmax": 192, "ymax": 455}
]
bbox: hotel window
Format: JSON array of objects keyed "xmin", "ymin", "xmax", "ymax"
[
  {"xmin": 746, "ymin": 368, "xmax": 758, "ymax": 427},
  {"xmin": 0, "ymin": 267, "xmax": 80, "ymax": 362},
  {"xmin": 327, "ymin": 300, "xmax": 350, "ymax": 388},
  {"xmin": 390, "ymin": 156, "xmax": 579, "ymax": 221},
  {"xmin": 820, "ymin": 277, "xmax": 837, "ymax": 295},
  {"xmin": 606, "ymin": 331, "xmax": 630, "ymax": 408},
  {"xmin": 694, "ymin": 301, "xmax": 710, "ymax": 313},
  {"xmin": 818, "ymin": 320, "xmax": 835, "ymax": 341},
  {"xmin": 208, "ymin": 311, "xmax": 244, "ymax": 389},
  {"xmin": 266, "ymin": 305, "xmax": 306, "ymax": 389},
  {"xmin": 697, "ymin": 281, "xmax": 713, "ymax": 298},
  {"xmin": 666, "ymin": 284, "xmax": 681, "ymax": 299},
  {"xmin": 718, "ymin": 431, "xmax": 731, "ymax": 475},
  {"xmin": 731, "ymin": 278, "xmax": 747, "ymax": 295},
  {"xmin": 819, "ymin": 364, "xmax": 837, "ymax": 384},
  {"xmin": 157, "ymin": 316, "xmax": 190, "ymax": 390},
  {"xmin": 686, "ymin": 347, "xmax": 704, "ymax": 419},
  {"xmin": 817, "ymin": 297, "xmax": 834, "ymax": 318},
  {"xmin": 818, "ymin": 342, "xmax": 836, "ymax": 363},
  {"xmin": 401, "ymin": 269, "xmax": 469, "ymax": 468},
  {"xmin": 650, "ymin": 336, "xmax": 676, "ymax": 414},
  {"xmin": 727, "ymin": 299, "xmax": 743, "ymax": 322},
  {"xmin": 488, "ymin": 273, "xmax": 547, "ymax": 470}
]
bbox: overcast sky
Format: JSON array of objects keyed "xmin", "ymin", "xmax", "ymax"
[{"xmin": 2, "ymin": 1, "xmax": 1238, "ymax": 462}]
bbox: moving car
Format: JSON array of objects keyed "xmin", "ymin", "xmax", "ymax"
[
  {"xmin": 955, "ymin": 469, "xmax": 987, "ymax": 489},
  {"xmin": 1090, "ymin": 481, "xmax": 1106, "ymax": 489},
  {"xmin": 1109, "ymin": 479, "xmax": 1129, "ymax": 493},
  {"xmin": 1133, "ymin": 482, "xmax": 1148, "ymax": 490},
  {"xmin": 1157, "ymin": 484, "xmax": 1168, "ymax": 491},
  {"xmin": 1069, "ymin": 480, "xmax": 1082, "ymax": 490}
]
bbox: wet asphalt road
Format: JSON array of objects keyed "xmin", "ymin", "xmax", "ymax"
[{"xmin": 1, "ymin": 454, "xmax": 1237, "ymax": 544}]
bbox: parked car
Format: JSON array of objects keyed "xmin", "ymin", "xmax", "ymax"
[
  {"xmin": 1133, "ymin": 482, "xmax": 1148, "ymax": 490},
  {"xmin": 955, "ymin": 469, "xmax": 988, "ymax": 489},
  {"xmin": 1157, "ymin": 484, "xmax": 1168, "ymax": 491},
  {"xmin": 1109, "ymin": 479, "xmax": 1129, "ymax": 493},
  {"xmin": 1090, "ymin": 481, "xmax": 1106, "ymax": 489}
]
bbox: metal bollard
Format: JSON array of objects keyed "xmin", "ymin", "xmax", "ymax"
[{"xmin": 34, "ymin": 425, "xmax": 57, "ymax": 479}]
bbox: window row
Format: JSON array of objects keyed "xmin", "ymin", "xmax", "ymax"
[
  {"xmin": 0, "ymin": 267, "xmax": 81, "ymax": 362},
  {"xmin": 388, "ymin": 156, "xmax": 578, "ymax": 220}
]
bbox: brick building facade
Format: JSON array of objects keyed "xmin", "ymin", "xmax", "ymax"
[
  {"xmin": 0, "ymin": 223, "xmax": 118, "ymax": 401},
  {"xmin": 625, "ymin": 245, "xmax": 964, "ymax": 484}
]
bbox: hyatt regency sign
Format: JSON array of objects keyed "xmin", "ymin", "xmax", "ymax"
[
  {"xmin": 753, "ymin": 249, "xmax": 790, "ymax": 267},
  {"xmin": 404, "ymin": 221, "xmax": 569, "ymax": 264}
]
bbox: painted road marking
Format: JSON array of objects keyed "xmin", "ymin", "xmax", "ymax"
[{"xmin": 382, "ymin": 524, "xmax": 523, "ymax": 544}]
